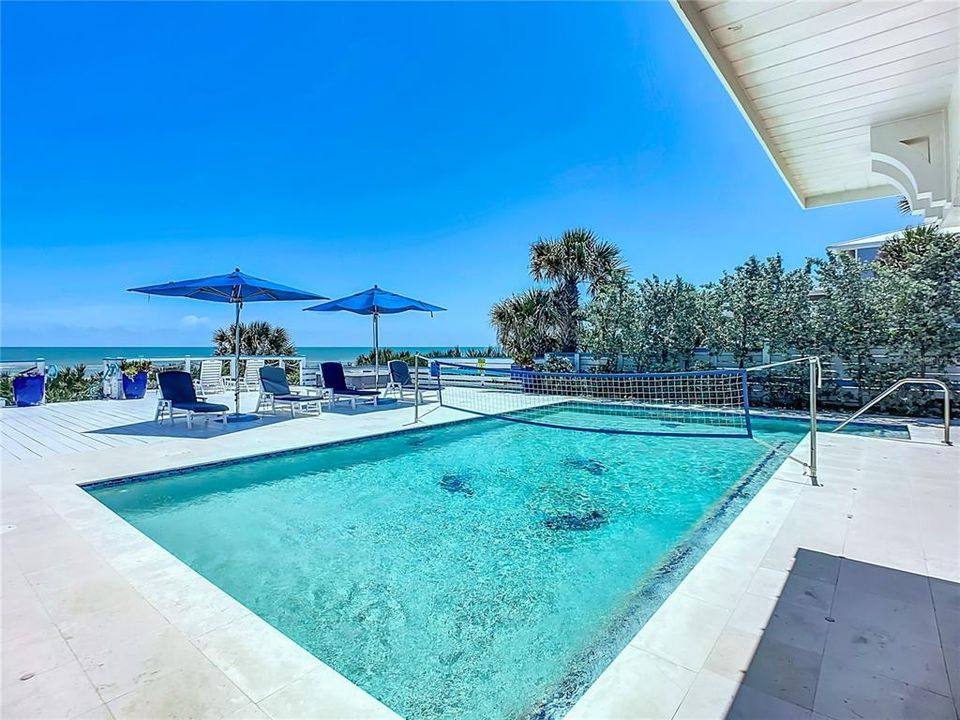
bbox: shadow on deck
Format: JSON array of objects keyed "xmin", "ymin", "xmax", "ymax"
[{"xmin": 727, "ymin": 549, "xmax": 959, "ymax": 719}]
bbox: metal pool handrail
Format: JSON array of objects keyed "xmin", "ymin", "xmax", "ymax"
[
  {"xmin": 832, "ymin": 377, "xmax": 952, "ymax": 445},
  {"xmin": 743, "ymin": 356, "xmax": 822, "ymax": 486}
]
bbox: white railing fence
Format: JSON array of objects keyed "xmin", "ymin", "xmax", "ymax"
[
  {"xmin": 102, "ymin": 355, "xmax": 306, "ymax": 383},
  {"xmin": 0, "ymin": 359, "xmax": 47, "ymax": 377}
]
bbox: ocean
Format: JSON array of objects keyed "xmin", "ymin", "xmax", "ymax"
[{"xmin": 0, "ymin": 346, "xmax": 491, "ymax": 369}]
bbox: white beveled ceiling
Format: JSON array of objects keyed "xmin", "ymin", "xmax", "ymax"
[{"xmin": 672, "ymin": 0, "xmax": 959, "ymax": 212}]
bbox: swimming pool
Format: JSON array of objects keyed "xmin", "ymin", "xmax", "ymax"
[{"xmin": 88, "ymin": 414, "xmax": 906, "ymax": 719}]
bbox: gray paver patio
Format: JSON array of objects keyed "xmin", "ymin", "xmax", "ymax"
[{"xmin": 728, "ymin": 552, "xmax": 960, "ymax": 720}]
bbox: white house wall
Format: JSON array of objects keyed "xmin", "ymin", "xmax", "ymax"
[{"xmin": 947, "ymin": 72, "xmax": 959, "ymax": 227}]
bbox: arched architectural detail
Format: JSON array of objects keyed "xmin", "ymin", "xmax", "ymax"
[{"xmin": 870, "ymin": 112, "xmax": 951, "ymax": 222}]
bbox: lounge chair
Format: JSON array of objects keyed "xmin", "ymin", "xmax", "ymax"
[
  {"xmin": 385, "ymin": 360, "xmax": 441, "ymax": 403},
  {"xmin": 320, "ymin": 362, "xmax": 380, "ymax": 408},
  {"xmin": 255, "ymin": 366, "xmax": 327, "ymax": 417},
  {"xmin": 156, "ymin": 371, "xmax": 230, "ymax": 429},
  {"xmin": 241, "ymin": 359, "xmax": 266, "ymax": 391},
  {"xmin": 197, "ymin": 359, "xmax": 227, "ymax": 394}
]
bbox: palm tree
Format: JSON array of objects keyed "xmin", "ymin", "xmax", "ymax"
[
  {"xmin": 213, "ymin": 320, "xmax": 296, "ymax": 356},
  {"xmin": 529, "ymin": 228, "xmax": 627, "ymax": 352},
  {"xmin": 490, "ymin": 288, "xmax": 562, "ymax": 366}
]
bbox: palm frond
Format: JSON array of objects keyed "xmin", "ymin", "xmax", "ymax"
[{"xmin": 212, "ymin": 321, "xmax": 297, "ymax": 356}]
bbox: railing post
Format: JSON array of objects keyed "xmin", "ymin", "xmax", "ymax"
[
  {"xmin": 37, "ymin": 358, "xmax": 46, "ymax": 404},
  {"xmin": 809, "ymin": 357, "xmax": 818, "ymax": 486},
  {"xmin": 184, "ymin": 356, "xmax": 192, "ymax": 374}
]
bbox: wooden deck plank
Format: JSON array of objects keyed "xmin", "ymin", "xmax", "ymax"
[
  {"xmin": 2, "ymin": 417, "xmax": 95, "ymax": 455},
  {"xmin": 4, "ymin": 413, "xmax": 112, "ymax": 453},
  {"xmin": 26, "ymin": 415, "xmax": 144, "ymax": 448},
  {"xmin": 10, "ymin": 411, "xmax": 127, "ymax": 450},
  {"xmin": 41, "ymin": 405, "xmax": 155, "ymax": 445},
  {"xmin": 42, "ymin": 397, "xmax": 154, "ymax": 420},
  {"xmin": 1, "ymin": 402, "xmax": 148, "ymax": 455},
  {"xmin": 1, "ymin": 447, "xmax": 27, "ymax": 464},
  {"xmin": 0, "ymin": 391, "xmax": 260, "ymax": 461},
  {"xmin": 0, "ymin": 433, "xmax": 37, "ymax": 462},
  {"xmin": 46, "ymin": 402, "xmax": 151, "ymax": 426},
  {"xmin": 0, "ymin": 424, "xmax": 55, "ymax": 458}
]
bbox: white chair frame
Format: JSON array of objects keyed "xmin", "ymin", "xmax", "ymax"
[
  {"xmin": 327, "ymin": 391, "xmax": 379, "ymax": 409},
  {"xmin": 197, "ymin": 359, "xmax": 227, "ymax": 395},
  {"xmin": 384, "ymin": 365, "xmax": 439, "ymax": 404},
  {"xmin": 255, "ymin": 386, "xmax": 330, "ymax": 417}
]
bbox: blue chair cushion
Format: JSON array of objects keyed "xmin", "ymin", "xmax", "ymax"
[
  {"xmin": 259, "ymin": 366, "xmax": 290, "ymax": 395},
  {"xmin": 172, "ymin": 401, "xmax": 229, "ymax": 413},
  {"xmin": 320, "ymin": 362, "xmax": 348, "ymax": 391},
  {"xmin": 321, "ymin": 362, "xmax": 379, "ymax": 395},
  {"xmin": 388, "ymin": 360, "xmax": 411, "ymax": 385},
  {"xmin": 158, "ymin": 370, "xmax": 198, "ymax": 404}
]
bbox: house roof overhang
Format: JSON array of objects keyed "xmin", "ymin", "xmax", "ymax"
[{"xmin": 672, "ymin": 1, "xmax": 960, "ymax": 222}]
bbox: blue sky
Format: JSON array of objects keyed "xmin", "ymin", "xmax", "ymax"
[{"xmin": 1, "ymin": 1, "xmax": 907, "ymax": 348}]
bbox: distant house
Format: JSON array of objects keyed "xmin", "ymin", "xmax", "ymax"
[
  {"xmin": 826, "ymin": 230, "xmax": 892, "ymax": 264},
  {"xmin": 810, "ymin": 225, "xmax": 959, "ymax": 298},
  {"xmin": 826, "ymin": 224, "xmax": 960, "ymax": 264}
]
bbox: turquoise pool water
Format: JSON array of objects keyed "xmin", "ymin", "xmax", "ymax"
[{"xmin": 88, "ymin": 414, "xmax": 905, "ymax": 719}]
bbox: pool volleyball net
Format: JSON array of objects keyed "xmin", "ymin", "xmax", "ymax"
[{"xmin": 428, "ymin": 361, "xmax": 753, "ymax": 438}]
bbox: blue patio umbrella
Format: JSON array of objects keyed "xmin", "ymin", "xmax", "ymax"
[
  {"xmin": 304, "ymin": 285, "xmax": 446, "ymax": 388},
  {"xmin": 129, "ymin": 269, "xmax": 326, "ymax": 420}
]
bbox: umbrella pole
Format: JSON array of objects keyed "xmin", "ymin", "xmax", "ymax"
[
  {"xmin": 373, "ymin": 312, "xmax": 380, "ymax": 390},
  {"xmin": 224, "ymin": 298, "xmax": 258, "ymax": 423},
  {"xmin": 234, "ymin": 301, "xmax": 242, "ymax": 414}
]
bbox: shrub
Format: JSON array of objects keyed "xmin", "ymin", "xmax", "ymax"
[
  {"xmin": 44, "ymin": 364, "xmax": 103, "ymax": 403},
  {"xmin": 0, "ymin": 374, "xmax": 13, "ymax": 405},
  {"xmin": 497, "ymin": 223, "xmax": 959, "ymax": 418},
  {"xmin": 120, "ymin": 359, "xmax": 153, "ymax": 379}
]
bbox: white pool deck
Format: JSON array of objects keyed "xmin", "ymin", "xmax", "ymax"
[{"xmin": 1, "ymin": 391, "xmax": 957, "ymax": 720}]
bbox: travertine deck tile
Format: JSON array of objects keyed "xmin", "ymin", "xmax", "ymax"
[
  {"xmin": 105, "ymin": 659, "xmax": 250, "ymax": 720},
  {"xmin": 195, "ymin": 613, "xmax": 320, "ymax": 703},
  {"xmin": 1, "ymin": 661, "xmax": 103, "ymax": 719},
  {"xmin": 566, "ymin": 645, "xmax": 695, "ymax": 719},
  {"xmin": 258, "ymin": 665, "xmax": 402, "ymax": 719},
  {"xmin": 631, "ymin": 592, "xmax": 731, "ymax": 671}
]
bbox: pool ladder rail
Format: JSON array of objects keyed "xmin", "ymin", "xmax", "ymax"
[{"xmin": 832, "ymin": 377, "xmax": 952, "ymax": 445}]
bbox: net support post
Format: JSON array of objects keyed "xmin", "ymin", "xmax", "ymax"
[
  {"xmin": 943, "ymin": 387, "xmax": 951, "ymax": 446},
  {"xmin": 809, "ymin": 357, "xmax": 819, "ymax": 486},
  {"xmin": 414, "ymin": 354, "xmax": 420, "ymax": 423},
  {"xmin": 741, "ymin": 369, "xmax": 753, "ymax": 439}
]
